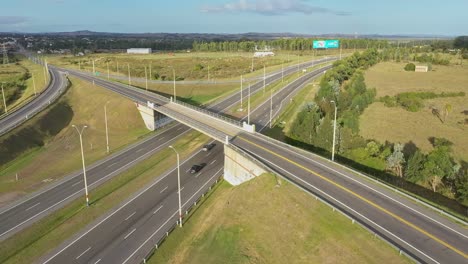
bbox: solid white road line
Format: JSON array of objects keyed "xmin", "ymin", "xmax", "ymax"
[
  {"xmin": 41, "ymin": 149, "xmax": 203, "ymax": 264},
  {"xmin": 124, "ymin": 228, "xmax": 137, "ymax": 240},
  {"xmin": 122, "ymin": 168, "xmax": 223, "ymax": 264},
  {"xmin": 71, "ymin": 180, "xmax": 83, "ymax": 187},
  {"xmin": 125, "ymin": 212, "xmax": 136, "ymax": 221},
  {"xmin": 160, "ymin": 186, "xmax": 168, "ymax": 194},
  {"xmin": 153, "ymin": 205, "xmax": 163, "ymax": 215},
  {"xmin": 252, "ymin": 134, "xmax": 468, "ymax": 238},
  {"xmin": 107, "ymin": 162, "xmax": 118, "ymax": 168},
  {"xmin": 76, "ymin": 247, "xmax": 91, "ymax": 260},
  {"xmin": 249, "ymin": 150, "xmax": 440, "ymax": 264},
  {"xmin": 25, "ymin": 203, "xmax": 40, "ymax": 211}
]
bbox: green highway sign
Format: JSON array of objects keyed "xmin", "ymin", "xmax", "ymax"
[{"xmin": 313, "ymin": 40, "xmax": 340, "ymax": 49}]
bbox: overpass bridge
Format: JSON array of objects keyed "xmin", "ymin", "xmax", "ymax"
[{"xmin": 66, "ymin": 67, "xmax": 468, "ymax": 264}]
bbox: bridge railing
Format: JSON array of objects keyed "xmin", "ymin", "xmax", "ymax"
[
  {"xmin": 173, "ymin": 99, "xmax": 242, "ymax": 127},
  {"xmin": 154, "ymin": 104, "xmax": 228, "ymax": 142}
]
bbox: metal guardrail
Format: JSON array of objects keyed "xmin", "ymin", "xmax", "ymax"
[
  {"xmin": 173, "ymin": 99, "xmax": 242, "ymax": 127},
  {"xmin": 138, "ymin": 176, "xmax": 223, "ymax": 264}
]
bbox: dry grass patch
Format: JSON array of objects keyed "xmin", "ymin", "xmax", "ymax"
[{"xmin": 365, "ymin": 62, "xmax": 468, "ymax": 97}]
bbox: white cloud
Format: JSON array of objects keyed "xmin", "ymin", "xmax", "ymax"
[{"xmin": 201, "ymin": 0, "xmax": 350, "ymax": 16}]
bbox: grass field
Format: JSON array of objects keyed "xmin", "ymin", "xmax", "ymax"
[
  {"xmin": 0, "ymin": 76, "xmax": 148, "ymax": 206},
  {"xmin": 365, "ymin": 62, "xmax": 468, "ymax": 97},
  {"xmin": 361, "ymin": 62, "xmax": 468, "ymax": 161},
  {"xmin": 47, "ymin": 50, "xmax": 349, "ymax": 82},
  {"xmin": 0, "ymin": 131, "xmax": 209, "ymax": 264},
  {"xmin": 0, "ymin": 56, "xmax": 48, "ymax": 114},
  {"xmin": 149, "ymin": 174, "xmax": 411, "ymax": 264}
]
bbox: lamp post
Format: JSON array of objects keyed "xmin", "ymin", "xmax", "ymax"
[
  {"xmin": 330, "ymin": 101, "xmax": 337, "ymax": 161},
  {"xmin": 72, "ymin": 125, "xmax": 90, "ymax": 206},
  {"xmin": 104, "ymin": 101, "xmax": 110, "ymax": 154},
  {"xmin": 172, "ymin": 67, "xmax": 176, "ymax": 102},
  {"xmin": 127, "ymin": 63, "xmax": 131, "ymax": 86},
  {"xmin": 240, "ymin": 75, "xmax": 243, "ymax": 110},
  {"xmin": 169, "ymin": 146, "xmax": 182, "ymax": 227},
  {"xmin": 1, "ymin": 82, "xmax": 7, "ymax": 114},
  {"xmin": 32, "ymin": 72, "xmax": 37, "ymax": 96},
  {"xmin": 269, "ymin": 89, "xmax": 273, "ymax": 128},
  {"xmin": 247, "ymin": 83, "xmax": 251, "ymax": 124}
]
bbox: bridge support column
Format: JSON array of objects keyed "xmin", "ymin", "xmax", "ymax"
[
  {"xmin": 224, "ymin": 145, "xmax": 266, "ymax": 185},
  {"xmin": 135, "ymin": 102, "xmax": 172, "ymax": 131}
]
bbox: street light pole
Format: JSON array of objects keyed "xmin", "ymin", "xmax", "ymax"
[
  {"xmin": 107, "ymin": 61, "xmax": 110, "ymax": 80},
  {"xmin": 127, "ymin": 63, "xmax": 131, "ymax": 86},
  {"xmin": 263, "ymin": 65, "xmax": 266, "ymax": 94},
  {"xmin": 1, "ymin": 82, "xmax": 7, "ymax": 114},
  {"xmin": 169, "ymin": 146, "xmax": 182, "ymax": 227},
  {"xmin": 330, "ymin": 101, "xmax": 337, "ymax": 161},
  {"xmin": 171, "ymin": 67, "xmax": 176, "ymax": 102},
  {"xmin": 72, "ymin": 125, "xmax": 90, "ymax": 206},
  {"xmin": 104, "ymin": 101, "xmax": 110, "ymax": 154},
  {"xmin": 144, "ymin": 66, "xmax": 148, "ymax": 91},
  {"xmin": 92, "ymin": 60, "xmax": 95, "ymax": 76},
  {"xmin": 240, "ymin": 75, "xmax": 243, "ymax": 110},
  {"xmin": 269, "ymin": 89, "xmax": 273, "ymax": 128},
  {"xmin": 32, "ymin": 72, "xmax": 37, "ymax": 96},
  {"xmin": 248, "ymin": 83, "xmax": 251, "ymax": 124}
]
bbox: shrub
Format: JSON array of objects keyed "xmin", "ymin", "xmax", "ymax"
[{"xmin": 404, "ymin": 63, "xmax": 416, "ymax": 71}]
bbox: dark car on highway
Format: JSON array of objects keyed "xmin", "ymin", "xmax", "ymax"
[
  {"xmin": 202, "ymin": 143, "xmax": 215, "ymax": 151},
  {"xmin": 190, "ymin": 163, "xmax": 206, "ymax": 174}
]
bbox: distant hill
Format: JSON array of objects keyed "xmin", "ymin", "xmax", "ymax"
[{"xmin": 0, "ymin": 31, "xmax": 454, "ymax": 40}]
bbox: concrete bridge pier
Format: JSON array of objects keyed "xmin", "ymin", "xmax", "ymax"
[
  {"xmin": 224, "ymin": 145, "xmax": 266, "ymax": 185},
  {"xmin": 136, "ymin": 102, "xmax": 172, "ymax": 131}
]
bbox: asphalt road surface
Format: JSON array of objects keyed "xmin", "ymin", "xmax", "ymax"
[
  {"xmin": 66, "ymin": 62, "xmax": 468, "ymax": 263},
  {"xmin": 0, "ymin": 67, "xmax": 67, "ymax": 136},
  {"xmin": 39, "ymin": 62, "xmax": 332, "ymax": 264},
  {"xmin": 0, "ymin": 59, "xmax": 332, "ymax": 241}
]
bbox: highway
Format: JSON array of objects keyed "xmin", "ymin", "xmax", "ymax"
[
  {"xmin": 0, "ymin": 58, "xmax": 332, "ymax": 241},
  {"xmin": 0, "ymin": 67, "xmax": 67, "ymax": 136},
  {"xmin": 59, "ymin": 63, "xmax": 467, "ymax": 263},
  {"xmin": 38, "ymin": 61, "xmax": 331, "ymax": 264}
]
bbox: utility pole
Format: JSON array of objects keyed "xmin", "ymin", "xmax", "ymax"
[
  {"xmin": 43, "ymin": 64, "xmax": 47, "ymax": 85},
  {"xmin": 330, "ymin": 101, "xmax": 337, "ymax": 161},
  {"xmin": 127, "ymin": 63, "xmax": 131, "ymax": 86},
  {"xmin": 72, "ymin": 125, "xmax": 90, "ymax": 206},
  {"xmin": 282, "ymin": 62, "xmax": 284, "ymax": 83},
  {"xmin": 247, "ymin": 83, "xmax": 251, "ymax": 124},
  {"xmin": 169, "ymin": 146, "xmax": 183, "ymax": 227},
  {"xmin": 92, "ymin": 60, "xmax": 95, "ymax": 76},
  {"xmin": 239, "ymin": 75, "xmax": 243, "ymax": 110},
  {"xmin": 269, "ymin": 89, "xmax": 273, "ymax": 128},
  {"xmin": 32, "ymin": 72, "xmax": 37, "ymax": 96},
  {"xmin": 116, "ymin": 61, "xmax": 119, "ymax": 74},
  {"xmin": 172, "ymin": 68, "xmax": 176, "ymax": 102},
  {"xmin": 144, "ymin": 66, "xmax": 148, "ymax": 90},
  {"xmin": 106, "ymin": 61, "xmax": 110, "ymax": 80},
  {"xmin": 208, "ymin": 65, "xmax": 210, "ymax": 82},
  {"xmin": 263, "ymin": 65, "xmax": 266, "ymax": 94},
  {"xmin": 1, "ymin": 82, "xmax": 7, "ymax": 114},
  {"xmin": 149, "ymin": 63, "xmax": 152, "ymax": 80},
  {"xmin": 104, "ymin": 102, "xmax": 110, "ymax": 154}
]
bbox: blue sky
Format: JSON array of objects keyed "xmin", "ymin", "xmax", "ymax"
[{"xmin": 0, "ymin": 0, "xmax": 467, "ymax": 35}]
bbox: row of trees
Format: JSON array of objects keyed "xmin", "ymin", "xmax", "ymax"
[
  {"xmin": 286, "ymin": 49, "xmax": 468, "ymax": 208},
  {"xmin": 193, "ymin": 39, "xmax": 390, "ymax": 52}
]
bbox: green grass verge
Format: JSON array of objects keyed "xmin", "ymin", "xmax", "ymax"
[
  {"xmin": 0, "ymin": 131, "xmax": 209, "ymax": 264},
  {"xmin": 148, "ymin": 174, "xmax": 412, "ymax": 264}
]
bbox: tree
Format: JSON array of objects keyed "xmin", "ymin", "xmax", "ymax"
[
  {"xmin": 386, "ymin": 143, "xmax": 405, "ymax": 177},
  {"xmin": 444, "ymin": 104, "xmax": 452, "ymax": 122},
  {"xmin": 404, "ymin": 63, "xmax": 416, "ymax": 71},
  {"xmin": 365, "ymin": 141, "xmax": 381, "ymax": 157},
  {"xmin": 428, "ymin": 175, "xmax": 443, "ymax": 192},
  {"xmin": 405, "ymin": 150, "xmax": 426, "ymax": 182},
  {"xmin": 421, "ymin": 145, "xmax": 455, "ymax": 190}
]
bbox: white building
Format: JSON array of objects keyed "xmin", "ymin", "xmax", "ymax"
[
  {"xmin": 127, "ymin": 48, "xmax": 152, "ymax": 54},
  {"xmin": 254, "ymin": 51, "xmax": 275, "ymax": 58}
]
